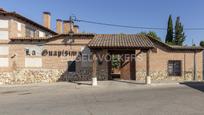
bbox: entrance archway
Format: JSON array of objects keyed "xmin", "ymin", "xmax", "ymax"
[{"xmin": 108, "ymin": 50, "xmax": 136, "ymax": 80}]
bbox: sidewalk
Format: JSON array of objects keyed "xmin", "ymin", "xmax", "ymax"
[{"xmin": 1, "ymin": 80, "xmax": 199, "ymax": 89}]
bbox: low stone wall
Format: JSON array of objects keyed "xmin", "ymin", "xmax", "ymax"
[
  {"xmin": 136, "ymin": 70, "xmax": 202, "ymax": 81},
  {"xmin": 0, "ymin": 68, "xmax": 94, "ymax": 85},
  {"xmin": 67, "ymin": 67, "xmax": 92, "ymax": 81},
  {"xmin": 0, "ymin": 69, "xmax": 201, "ymax": 85},
  {"xmin": 0, "ymin": 69, "xmax": 65, "ymax": 85}
]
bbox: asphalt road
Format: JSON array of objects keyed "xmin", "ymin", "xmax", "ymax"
[{"xmin": 0, "ymin": 81, "xmax": 204, "ymax": 115}]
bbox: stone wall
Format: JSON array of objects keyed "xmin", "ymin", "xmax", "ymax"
[
  {"xmin": 67, "ymin": 67, "xmax": 92, "ymax": 81},
  {"xmin": 136, "ymin": 70, "xmax": 202, "ymax": 81},
  {"xmin": 95, "ymin": 50, "xmax": 109, "ymax": 80},
  {"xmin": 0, "ymin": 69, "xmax": 65, "ymax": 85},
  {"xmin": 0, "ymin": 67, "xmax": 94, "ymax": 85}
]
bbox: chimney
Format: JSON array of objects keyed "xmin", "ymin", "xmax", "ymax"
[
  {"xmin": 63, "ymin": 20, "xmax": 74, "ymax": 34},
  {"xmin": 56, "ymin": 19, "xmax": 63, "ymax": 34},
  {"xmin": 0, "ymin": 8, "xmax": 6, "ymax": 12},
  {"xmin": 73, "ymin": 25, "xmax": 79, "ymax": 33},
  {"xmin": 43, "ymin": 12, "xmax": 51, "ymax": 29}
]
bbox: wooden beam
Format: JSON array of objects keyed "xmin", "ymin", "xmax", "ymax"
[{"xmin": 146, "ymin": 50, "xmax": 150, "ymax": 76}]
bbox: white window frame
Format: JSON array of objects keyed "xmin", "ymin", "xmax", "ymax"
[
  {"xmin": 0, "ymin": 31, "xmax": 9, "ymax": 40},
  {"xmin": 39, "ymin": 31, "xmax": 45, "ymax": 37},
  {"xmin": 17, "ymin": 22, "xmax": 21, "ymax": 31},
  {"xmin": 0, "ymin": 19, "xmax": 8, "ymax": 28},
  {"xmin": 0, "ymin": 46, "xmax": 9, "ymax": 55}
]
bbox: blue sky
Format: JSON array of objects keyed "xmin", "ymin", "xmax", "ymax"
[{"xmin": 0, "ymin": 0, "xmax": 204, "ymax": 45}]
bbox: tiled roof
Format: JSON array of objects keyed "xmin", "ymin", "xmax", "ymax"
[
  {"xmin": 0, "ymin": 8, "xmax": 57, "ymax": 35},
  {"xmin": 10, "ymin": 37, "xmax": 49, "ymax": 40},
  {"xmin": 171, "ymin": 46, "xmax": 204, "ymax": 50},
  {"xmin": 9, "ymin": 33, "xmax": 95, "ymax": 41},
  {"xmin": 88, "ymin": 34, "xmax": 155, "ymax": 49},
  {"xmin": 148, "ymin": 36, "xmax": 204, "ymax": 50}
]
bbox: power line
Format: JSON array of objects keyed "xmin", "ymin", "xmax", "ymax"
[
  {"xmin": 74, "ymin": 18, "xmax": 204, "ymax": 31},
  {"xmin": 75, "ymin": 19, "xmax": 166, "ymax": 30},
  {"xmin": 75, "ymin": 19, "xmax": 165, "ymax": 30}
]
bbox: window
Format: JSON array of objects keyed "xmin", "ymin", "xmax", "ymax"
[
  {"xmin": 26, "ymin": 27, "xmax": 36, "ymax": 37},
  {"xmin": 39, "ymin": 31, "xmax": 45, "ymax": 37},
  {"xmin": 17, "ymin": 22, "xmax": 21, "ymax": 31},
  {"xmin": 0, "ymin": 19, "xmax": 8, "ymax": 28},
  {"xmin": 0, "ymin": 46, "xmax": 9, "ymax": 55},
  {"xmin": 0, "ymin": 31, "xmax": 9, "ymax": 40},
  {"xmin": 68, "ymin": 61, "xmax": 76, "ymax": 72},
  {"xmin": 168, "ymin": 60, "xmax": 182, "ymax": 76}
]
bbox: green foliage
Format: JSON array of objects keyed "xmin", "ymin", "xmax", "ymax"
[
  {"xmin": 139, "ymin": 31, "xmax": 161, "ymax": 41},
  {"xmin": 166, "ymin": 41, "xmax": 175, "ymax": 45},
  {"xmin": 111, "ymin": 55, "xmax": 120, "ymax": 69},
  {"xmin": 165, "ymin": 15, "xmax": 174, "ymax": 44},
  {"xmin": 200, "ymin": 41, "xmax": 204, "ymax": 47},
  {"xmin": 165, "ymin": 15, "xmax": 186, "ymax": 46},
  {"xmin": 174, "ymin": 17, "xmax": 185, "ymax": 46}
]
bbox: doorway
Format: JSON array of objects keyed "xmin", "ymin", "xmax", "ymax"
[{"xmin": 108, "ymin": 50, "xmax": 136, "ymax": 80}]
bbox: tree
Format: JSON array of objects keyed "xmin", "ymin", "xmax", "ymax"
[
  {"xmin": 165, "ymin": 15, "xmax": 174, "ymax": 44},
  {"xmin": 200, "ymin": 41, "xmax": 204, "ymax": 47},
  {"xmin": 111, "ymin": 55, "xmax": 120, "ymax": 69},
  {"xmin": 174, "ymin": 17, "xmax": 185, "ymax": 45},
  {"xmin": 139, "ymin": 31, "xmax": 161, "ymax": 41}
]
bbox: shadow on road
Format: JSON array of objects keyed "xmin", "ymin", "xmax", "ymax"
[
  {"xmin": 111, "ymin": 79, "xmax": 146, "ymax": 85},
  {"xmin": 68, "ymin": 81, "xmax": 92, "ymax": 86},
  {"xmin": 180, "ymin": 82, "xmax": 204, "ymax": 92}
]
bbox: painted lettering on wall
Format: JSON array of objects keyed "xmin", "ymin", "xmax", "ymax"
[{"xmin": 41, "ymin": 49, "xmax": 81, "ymax": 57}]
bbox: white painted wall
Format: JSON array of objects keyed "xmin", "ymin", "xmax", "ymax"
[
  {"xmin": 0, "ymin": 31, "xmax": 9, "ymax": 40},
  {"xmin": 25, "ymin": 58, "xmax": 42, "ymax": 67},
  {"xmin": 0, "ymin": 46, "xmax": 9, "ymax": 55},
  {"xmin": 17, "ymin": 22, "xmax": 21, "ymax": 31},
  {"xmin": 17, "ymin": 33, "xmax": 22, "ymax": 37},
  {"xmin": 0, "ymin": 58, "xmax": 9, "ymax": 67},
  {"xmin": 39, "ymin": 31, "xmax": 45, "ymax": 37},
  {"xmin": 0, "ymin": 19, "xmax": 8, "ymax": 28}
]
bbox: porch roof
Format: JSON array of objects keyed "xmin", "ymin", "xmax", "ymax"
[{"xmin": 88, "ymin": 34, "xmax": 154, "ymax": 49}]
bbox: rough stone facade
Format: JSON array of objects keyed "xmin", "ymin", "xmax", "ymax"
[
  {"xmin": 0, "ymin": 69, "xmax": 64, "ymax": 85},
  {"xmin": 94, "ymin": 49, "xmax": 109, "ymax": 80},
  {"xmin": 136, "ymin": 71, "xmax": 203, "ymax": 82},
  {"xmin": 0, "ymin": 67, "xmax": 94, "ymax": 85}
]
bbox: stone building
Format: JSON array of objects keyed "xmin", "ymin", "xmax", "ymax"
[{"xmin": 0, "ymin": 8, "xmax": 203, "ymax": 85}]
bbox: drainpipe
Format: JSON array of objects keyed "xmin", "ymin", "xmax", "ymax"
[{"xmin": 194, "ymin": 51, "xmax": 198, "ymax": 81}]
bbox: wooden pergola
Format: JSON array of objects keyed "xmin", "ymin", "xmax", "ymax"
[{"xmin": 88, "ymin": 34, "xmax": 155, "ymax": 86}]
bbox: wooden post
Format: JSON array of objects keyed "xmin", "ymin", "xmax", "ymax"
[
  {"xmin": 146, "ymin": 49, "xmax": 151, "ymax": 84},
  {"xmin": 194, "ymin": 51, "xmax": 197, "ymax": 81},
  {"xmin": 92, "ymin": 52, "xmax": 97, "ymax": 86}
]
